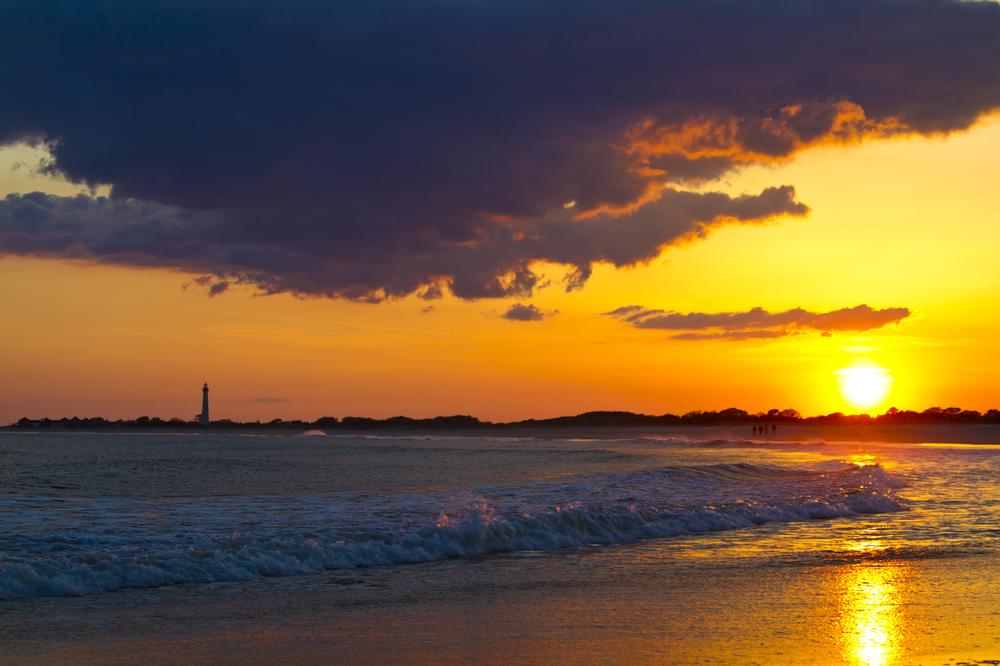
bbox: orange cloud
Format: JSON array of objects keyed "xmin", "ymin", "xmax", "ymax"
[{"xmin": 623, "ymin": 101, "xmax": 908, "ymax": 173}]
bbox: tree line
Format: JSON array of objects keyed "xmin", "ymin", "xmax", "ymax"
[{"xmin": 6, "ymin": 406, "xmax": 1000, "ymax": 430}]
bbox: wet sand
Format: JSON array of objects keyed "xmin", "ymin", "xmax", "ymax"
[{"xmin": 3, "ymin": 543, "xmax": 998, "ymax": 665}]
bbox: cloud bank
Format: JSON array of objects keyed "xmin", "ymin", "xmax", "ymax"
[
  {"xmin": 1, "ymin": 1, "xmax": 999, "ymax": 300},
  {"xmin": 502, "ymin": 303, "xmax": 553, "ymax": 322},
  {"xmin": 605, "ymin": 305, "xmax": 911, "ymax": 340}
]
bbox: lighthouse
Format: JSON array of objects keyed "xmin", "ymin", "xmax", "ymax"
[{"xmin": 200, "ymin": 383, "xmax": 210, "ymax": 426}]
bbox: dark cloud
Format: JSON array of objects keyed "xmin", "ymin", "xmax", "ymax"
[
  {"xmin": 501, "ymin": 303, "xmax": 552, "ymax": 322},
  {"xmin": 206, "ymin": 280, "xmax": 229, "ymax": 297},
  {"xmin": 0, "ymin": 187, "xmax": 807, "ymax": 299},
  {"xmin": 606, "ymin": 304, "xmax": 911, "ymax": 340},
  {"xmin": 1, "ymin": 1, "xmax": 999, "ymax": 300}
]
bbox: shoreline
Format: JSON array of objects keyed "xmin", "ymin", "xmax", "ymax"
[
  {"xmin": 3, "ymin": 422, "xmax": 999, "ymax": 444},
  {"xmin": 4, "ymin": 545, "xmax": 997, "ymax": 665},
  {"xmin": 3, "ymin": 427, "xmax": 998, "ymax": 664}
]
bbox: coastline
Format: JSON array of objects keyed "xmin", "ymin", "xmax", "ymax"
[
  {"xmin": 4, "ymin": 542, "xmax": 997, "ymax": 665},
  {"xmin": 4, "ymin": 422, "xmax": 999, "ymax": 445},
  {"xmin": 2, "ymin": 427, "xmax": 998, "ymax": 664}
]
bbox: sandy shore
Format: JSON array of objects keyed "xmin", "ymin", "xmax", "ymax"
[{"xmin": 3, "ymin": 543, "xmax": 998, "ymax": 665}]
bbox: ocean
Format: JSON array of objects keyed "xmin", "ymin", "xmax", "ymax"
[{"xmin": 1, "ymin": 428, "xmax": 998, "ymax": 664}]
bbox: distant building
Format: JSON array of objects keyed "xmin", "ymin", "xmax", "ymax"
[{"xmin": 200, "ymin": 383, "xmax": 210, "ymax": 426}]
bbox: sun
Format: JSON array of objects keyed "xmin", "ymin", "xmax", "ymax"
[{"xmin": 837, "ymin": 361, "xmax": 892, "ymax": 411}]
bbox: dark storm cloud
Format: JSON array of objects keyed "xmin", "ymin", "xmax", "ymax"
[
  {"xmin": 605, "ymin": 305, "xmax": 911, "ymax": 339},
  {"xmin": 501, "ymin": 303, "xmax": 551, "ymax": 322},
  {"xmin": 0, "ymin": 186, "xmax": 807, "ymax": 299},
  {"xmin": 1, "ymin": 1, "xmax": 999, "ymax": 300}
]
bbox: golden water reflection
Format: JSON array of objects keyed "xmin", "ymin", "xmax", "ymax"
[
  {"xmin": 846, "ymin": 453, "xmax": 879, "ymax": 468},
  {"xmin": 840, "ymin": 562, "xmax": 907, "ymax": 666}
]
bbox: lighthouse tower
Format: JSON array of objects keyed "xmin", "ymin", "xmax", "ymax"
[{"xmin": 200, "ymin": 383, "xmax": 210, "ymax": 426}]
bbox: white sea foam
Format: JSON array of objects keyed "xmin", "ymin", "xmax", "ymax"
[{"xmin": 0, "ymin": 463, "xmax": 904, "ymax": 599}]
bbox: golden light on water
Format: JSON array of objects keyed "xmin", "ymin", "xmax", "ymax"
[
  {"xmin": 847, "ymin": 454, "xmax": 879, "ymax": 468},
  {"xmin": 846, "ymin": 537, "xmax": 887, "ymax": 555},
  {"xmin": 837, "ymin": 361, "xmax": 893, "ymax": 411},
  {"xmin": 840, "ymin": 564, "xmax": 905, "ymax": 666}
]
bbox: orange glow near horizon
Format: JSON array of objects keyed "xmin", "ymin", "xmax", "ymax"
[{"xmin": 2, "ymin": 118, "xmax": 1000, "ymax": 423}]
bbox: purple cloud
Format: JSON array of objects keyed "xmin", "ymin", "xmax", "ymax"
[
  {"xmin": 606, "ymin": 304, "xmax": 911, "ymax": 340},
  {"xmin": 0, "ymin": 1, "xmax": 998, "ymax": 300},
  {"xmin": 502, "ymin": 303, "xmax": 553, "ymax": 322}
]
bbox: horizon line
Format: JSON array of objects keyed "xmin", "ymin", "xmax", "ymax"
[{"xmin": 6, "ymin": 406, "xmax": 999, "ymax": 429}]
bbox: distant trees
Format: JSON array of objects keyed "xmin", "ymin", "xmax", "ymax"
[{"xmin": 5, "ymin": 405, "xmax": 1000, "ymax": 431}]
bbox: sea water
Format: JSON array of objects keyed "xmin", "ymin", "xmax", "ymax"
[{"xmin": 2, "ymin": 430, "xmax": 996, "ymax": 601}]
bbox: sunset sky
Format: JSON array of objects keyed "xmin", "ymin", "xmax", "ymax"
[{"xmin": 2, "ymin": 1, "xmax": 999, "ymax": 423}]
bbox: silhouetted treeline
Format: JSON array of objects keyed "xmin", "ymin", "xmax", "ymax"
[
  {"xmin": 5, "ymin": 414, "xmax": 481, "ymax": 431},
  {"xmin": 508, "ymin": 407, "xmax": 1000, "ymax": 427},
  {"xmin": 6, "ymin": 406, "xmax": 1000, "ymax": 431}
]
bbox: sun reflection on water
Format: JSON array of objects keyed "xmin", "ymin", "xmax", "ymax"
[
  {"xmin": 847, "ymin": 453, "xmax": 879, "ymax": 468},
  {"xmin": 846, "ymin": 538, "xmax": 887, "ymax": 555},
  {"xmin": 840, "ymin": 563, "xmax": 906, "ymax": 666}
]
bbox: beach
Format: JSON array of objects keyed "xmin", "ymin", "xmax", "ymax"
[
  {"xmin": 2, "ymin": 427, "xmax": 998, "ymax": 664},
  {"xmin": 5, "ymin": 1, "xmax": 1000, "ymax": 663}
]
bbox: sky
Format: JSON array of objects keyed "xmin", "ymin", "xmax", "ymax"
[{"xmin": 1, "ymin": 0, "xmax": 999, "ymax": 423}]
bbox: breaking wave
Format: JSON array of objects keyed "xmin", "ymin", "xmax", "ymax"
[{"xmin": 0, "ymin": 462, "xmax": 905, "ymax": 599}]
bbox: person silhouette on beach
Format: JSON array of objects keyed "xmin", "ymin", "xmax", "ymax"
[{"xmin": 771, "ymin": 424, "xmax": 777, "ymax": 435}]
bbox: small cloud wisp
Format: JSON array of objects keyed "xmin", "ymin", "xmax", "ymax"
[
  {"xmin": 502, "ymin": 303, "xmax": 554, "ymax": 322},
  {"xmin": 605, "ymin": 304, "xmax": 910, "ymax": 340}
]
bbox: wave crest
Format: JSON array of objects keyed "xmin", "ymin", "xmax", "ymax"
[{"xmin": 0, "ymin": 463, "xmax": 904, "ymax": 599}]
